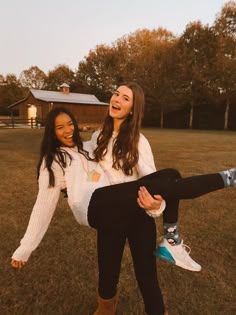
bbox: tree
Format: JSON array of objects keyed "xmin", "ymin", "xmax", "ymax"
[
  {"xmin": 0, "ymin": 76, "xmax": 26, "ymax": 114},
  {"xmin": 128, "ymin": 29, "xmax": 176, "ymax": 127},
  {"xmin": 19, "ymin": 66, "xmax": 46, "ymax": 89},
  {"xmin": 0, "ymin": 74, "xmax": 5, "ymax": 85},
  {"xmin": 5, "ymin": 74, "xmax": 20, "ymax": 86},
  {"xmin": 212, "ymin": 1, "xmax": 236, "ymax": 129},
  {"xmin": 175, "ymin": 21, "xmax": 218, "ymax": 128},
  {"xmin": 45, "ymin": 64, "xmax": 75, "ymax": 91},
  {"xmin": 75, "ymin": 44, "xmax": 120, "ymax": 101},
  {"xmin": 75, "ymin": 28, "xmax": 177, "ymax": 118}
]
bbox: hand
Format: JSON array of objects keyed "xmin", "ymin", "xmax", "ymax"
[
  {"xmin": 137, "ymin": 186, "xmax": 163, "ymax": 211},
  {"xmin": 11, "ymin": 259, "xmax": 26, "ymax": 269}
]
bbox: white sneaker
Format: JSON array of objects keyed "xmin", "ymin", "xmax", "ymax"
[{"xmin": 154, "ymin": 238, "xmax": 201, "ymax": 272}]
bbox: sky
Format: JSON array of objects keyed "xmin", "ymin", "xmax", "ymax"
[{"xmin": 0, "ymin": 0, "xmax": 230, "ymax": 77}]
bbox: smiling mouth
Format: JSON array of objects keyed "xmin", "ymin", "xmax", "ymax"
[{"xmin": 111, "ymin": 104, "xmax": 121, "ymax": 110}]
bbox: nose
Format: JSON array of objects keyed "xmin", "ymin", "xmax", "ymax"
[
  {"xmin": 65, "ymin": 125, "xmax": 73, "ymax": 133},
  {"xmin": 114, "ymin": 94, "xmax": 121, "ymax": 103}
]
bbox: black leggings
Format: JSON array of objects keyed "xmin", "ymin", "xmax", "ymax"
[
  {"xmin": 88, "ymin": 168, "xmax": 224, "ymax": 315},
  {"xmin": 97, "ymin": 213, "xmax": 164, "ymax": 315},
  {"xmin": 88, "ymin": 168, "xmax": 224, "ymax": 230}
]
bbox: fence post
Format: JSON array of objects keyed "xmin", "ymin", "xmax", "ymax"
[{"xmin": 11, "ymin": 117, "xmax": 15, "ymax": 128}]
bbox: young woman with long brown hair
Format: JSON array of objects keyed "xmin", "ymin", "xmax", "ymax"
[{"xmin": 90, "ymin": 82, "xmax": 236, "ymax": 314}]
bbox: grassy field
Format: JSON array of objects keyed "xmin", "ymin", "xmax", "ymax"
[{"xmin": 0, "ymin": 128, "xmax": 235, "ymax": 315}]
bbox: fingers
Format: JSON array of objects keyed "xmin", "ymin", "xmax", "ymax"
[
  {"xmin": 138, "ymin": 186, "xmax": 152, "ymax": 199},
  {"xmin": 153, "ymin": 194, "xmax": 163, "ymax": 201},
  {"xmin": 137, "ymin": 186, "xmax": 163, "ymax": 210},
  {"xmin": 137, "ymin": 197, "xmax": 143, "ymax": 208},
  {"xmin": 137, "ymin": 186, "xmax": 151, "ymax": 208},
  {"xmin": 11, "ymin": 259, "xmax": 26, "ymax": 269}
]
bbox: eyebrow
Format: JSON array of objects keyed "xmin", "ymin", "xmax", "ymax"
[
  {"xmin": 55, "ymin": 120, "xmax": 73, "ymax": 127},
  {"xmin": 116, "ymin": 90, "xmax": 131, "ymax": 99}
]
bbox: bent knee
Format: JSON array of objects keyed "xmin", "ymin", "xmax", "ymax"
[{"xmin": 165, "ymin": 168, "xmax": 182, "ymax": 180}]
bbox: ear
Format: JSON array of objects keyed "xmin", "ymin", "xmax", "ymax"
[{"xmin": 130, "ymin": 111, "xmax": 133, "ymax": 115}]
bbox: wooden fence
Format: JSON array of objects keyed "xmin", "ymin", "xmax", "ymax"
[{"xmin": 0, "ymin": 117, "xmax": 45, "ymax": 129}]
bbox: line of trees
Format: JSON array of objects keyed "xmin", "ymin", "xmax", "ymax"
[{"xmin": 0, "ymin": 1, "xmax": 235, "ymax": 129}]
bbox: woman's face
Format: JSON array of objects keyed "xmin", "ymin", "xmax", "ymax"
[
  {"xmin": 54, "ymin": 113, "xmax": 75, "ymax": 147},
  {"xmin": 109, "ymin": 85, "xmax": 133, "ymax": 127}
]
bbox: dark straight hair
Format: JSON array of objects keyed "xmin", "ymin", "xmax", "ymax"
[{"xmin": 37, "ymin": 107, "xmax": 90, "ymax": 187}]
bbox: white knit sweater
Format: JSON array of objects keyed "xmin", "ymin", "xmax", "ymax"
[
  {"xmin": 12, "ymin": 142, "xmax": 110, "ymax": 262},
  {"xmin": 91, "ymin": 131, "xmax": 159, "ymax": 183},
  {"xmin": 12, "ymin": 135, "xmax": 165, "ymax": 262}
]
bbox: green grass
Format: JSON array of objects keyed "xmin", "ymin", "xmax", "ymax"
[{"xmin": 0, "ymin": 128, "xmax": 235, "ymax": 315}]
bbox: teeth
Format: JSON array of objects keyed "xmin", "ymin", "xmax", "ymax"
[
  {"xmin": 65, "ymin": 135, "xmax": 73, "ymax": 139},
  {"xmin": 112, "ymin": 105, "xmax": 120, "ymax": 110}
]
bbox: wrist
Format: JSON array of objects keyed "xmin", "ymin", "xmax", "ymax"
[{"xmin": 146, "ymin": 200, "xmax": 166, "ymax": 218}]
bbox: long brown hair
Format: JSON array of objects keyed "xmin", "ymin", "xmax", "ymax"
[
  {"xmin": 37, "ymin": 107, "xmax": 91, "ymax": 187},
  {"xmin": 94, "ymin": 82, "xmax": 145, "ymax": 175}
]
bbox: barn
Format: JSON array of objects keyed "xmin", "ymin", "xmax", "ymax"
[{"xmin": 8, "ymin": 83, "xmax": 108, "ymax": 127}]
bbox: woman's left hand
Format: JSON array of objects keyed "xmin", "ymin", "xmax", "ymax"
[{"xmin": 137, "ymin": 186, "xmax": 163, "ymax": 211}]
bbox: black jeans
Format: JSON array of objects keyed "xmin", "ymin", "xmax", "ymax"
[{"xmin": 88, "ymin": 168, "xmax": 224, "ymax": 314}]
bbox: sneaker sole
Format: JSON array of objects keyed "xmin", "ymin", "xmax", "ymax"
[
  {"xmin": 154, "ymin": 246, "xmax": 176, "ymax": 264},
  {"xmin": 154, "ymin": 247, "xmax": 201, "ymax": 272}
]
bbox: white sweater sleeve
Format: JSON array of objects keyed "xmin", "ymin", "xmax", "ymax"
[
  {"xmin": 136, "ymin": 134, "xmax": 157, "ymax": 177},
  {"xmin": 11, "ymin": 162, "xmax": 65, "ymax": 262},
  {"xmin": 137, "ymin": 134, "xmax": 166, "ymax": 218},
  {"xmin": 90, "ymin": 130, "xmax": 100, "ymax": 151}
]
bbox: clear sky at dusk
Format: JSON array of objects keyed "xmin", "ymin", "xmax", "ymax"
[{"xmin": 0, "ymin": 0, "xmax": 230, "ymax": 77}]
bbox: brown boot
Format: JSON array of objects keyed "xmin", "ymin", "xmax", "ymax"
[{"xmin": 93, "ymin": 294, "xmax": 118, "ymax": 315}]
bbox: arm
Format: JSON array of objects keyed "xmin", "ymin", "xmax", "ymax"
[
  {"xmin": 90, "ymin": 132, "xmax": 165, "ymax": 216},
  {"xmin": 137, "ymin": 134, "xmax": 166, "ymax": 217},
  {"xmin": 11, "ymin": 161, "xmax": 65, "ymax": 268},
  {"xmin": 136, "ymin": 134, "xmax": 157, "ymax": 177},
  {"xmin": 90, "ymin": 130, "xmax": 100, "ymax": 152}
]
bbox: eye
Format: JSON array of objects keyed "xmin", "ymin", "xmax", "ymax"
[{"xmin": 112, "ymin": 91, "xmax": 119, "ymax": 96}]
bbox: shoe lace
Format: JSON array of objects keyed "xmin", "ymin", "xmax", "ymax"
[{"xmin": 182, "ymin": 242, "xmax": 191, "ymax": 255}]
